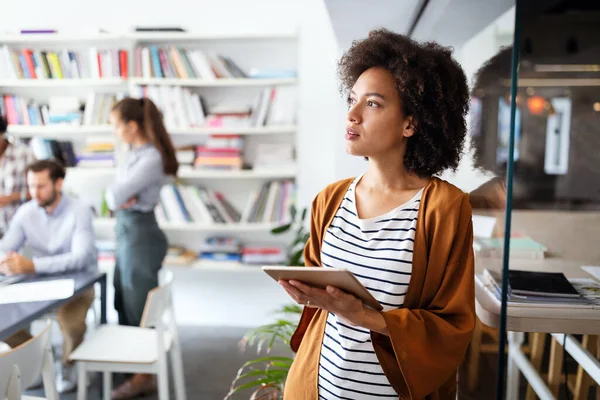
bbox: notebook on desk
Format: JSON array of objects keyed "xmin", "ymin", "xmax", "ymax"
[{"xmin": 507, "ymin": 270, "xmax": 581, "ymax": 298}]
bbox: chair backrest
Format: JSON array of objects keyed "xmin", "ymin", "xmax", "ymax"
[
  {"xmin": 0, "ymin": 320, "xmax": 58, "ymax": 400},
  {"xmin": 140, "ymin": 268, "xmax": 174, "ymax": 329}
]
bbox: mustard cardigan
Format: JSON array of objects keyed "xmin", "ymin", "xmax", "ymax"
[{"xmin": 284, "ymin": 177, "xmax": 475, "ymax": 400}]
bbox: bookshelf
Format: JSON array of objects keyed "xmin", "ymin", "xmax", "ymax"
[{"xmin": 0, "ymin": 31, "xmax": 299, "ymax": 253}]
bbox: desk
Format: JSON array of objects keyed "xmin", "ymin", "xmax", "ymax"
[
  {"xmin": 475, "ymin": 259, "xmax": 600, "ymax": 400},
  {"xmin": 0, "ymin": 271, "xmax": 107, "ymax": 340}
]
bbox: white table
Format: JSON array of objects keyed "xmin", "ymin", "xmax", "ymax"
[{"xmin": 475, "ymin": 259, "xmax": 600, "ymax": 400}]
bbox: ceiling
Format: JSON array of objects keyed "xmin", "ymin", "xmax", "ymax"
[
  {"xmin": 324, "ymin": 0, "xmax": 515, "ymax": 50},
  {"xmin": 324, "ymin": 0, "xmax": 422, "ymax": 52}
]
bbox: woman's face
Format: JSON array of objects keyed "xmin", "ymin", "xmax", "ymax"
[
  {"xmin": 109, "ymin": 111, "xmax": 138, "ymax": 144},
  {"xmin": 345, "ymin": 67, "xmax": 414, "ymax": 158}
]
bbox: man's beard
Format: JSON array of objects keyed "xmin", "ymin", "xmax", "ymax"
[{"xmin": 38, "ymin": 189, "xmax": 57, "ymax": 208}]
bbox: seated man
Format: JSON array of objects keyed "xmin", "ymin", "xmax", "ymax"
[{"xmin": 0, "ymin": 159, "xmax": 97, "ymax": 393}]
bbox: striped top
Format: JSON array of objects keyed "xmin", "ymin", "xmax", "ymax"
[{"xmin": 318, "ymin": 176, "xmax": 422, "ymax": 399}]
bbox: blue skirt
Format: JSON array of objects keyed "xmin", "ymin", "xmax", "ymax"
[{"xmin": 113, "ymin": 209, "xmax": 168, "ymax": 327}]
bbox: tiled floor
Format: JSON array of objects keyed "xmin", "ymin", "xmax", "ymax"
[{"xmin": 27, "ymin": 325, "xmax": 595, "ymax": 399}]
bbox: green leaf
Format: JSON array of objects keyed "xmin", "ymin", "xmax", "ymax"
[
  {"xmin": 277, "ymin": 304, "xmax": 302, "ymax": 315},
  {"xmin": 289, "ymin": 248, "xmax": 304, "ymax": 266},
  {"xmin": 290, "ymin": 235, "xmax": 306, "ymax": 250},
  {"xmin": 290, "ymin": 204, "xmax": 297, "ymax": 220},
  {"xmin": 271, "ymin": 223, "xmax": 292, "ymax": 234},
  {"xmin": 237, "ymin": 368, "xmax": 288, "ymax": 381},
  {"xmin": 300, "ymin": 207, "xmax": 307, "ymax": 222},
  {"xmin": 228, "ymin": 378, "xmax": 279, "ymax": 394}
]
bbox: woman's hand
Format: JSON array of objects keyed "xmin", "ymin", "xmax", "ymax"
[
  {"xmin": 279, "ymin": 279, "xmax": 389, "ymax": 335},
  {"xmin": 119, "ymin": 196, "xmax": 137, "ymax": 209}
]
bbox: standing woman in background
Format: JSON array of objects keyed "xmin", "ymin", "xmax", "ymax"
[{"xmin": 106, "ymin": 97, "xmax": 178, "ymax": 399}]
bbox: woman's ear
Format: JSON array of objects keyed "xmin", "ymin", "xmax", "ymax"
[
  {"xmin": 126, "ymin": 120, "xmax": 139, "ymax": 135},
  {"xmin": 402, "ymin": 116, "xmax": 416, "ymax": 138}
]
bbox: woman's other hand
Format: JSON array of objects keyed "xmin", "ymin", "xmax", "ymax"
[
  {"xmin": 279, "ymin": 279, "xmax": 389, "ymax": 335},
  {"xmin": 120, "ymin": 196, "xmax": 137, "ymax": 209}
]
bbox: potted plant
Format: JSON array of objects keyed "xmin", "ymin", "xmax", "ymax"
[{"xmin": 225, "ymin": 205, "xmax": 309, "ymax": 399}]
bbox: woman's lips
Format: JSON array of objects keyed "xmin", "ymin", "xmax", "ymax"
[{"xmin": 345, "ymin": 128, "xmax": 360, "ymax": 140}]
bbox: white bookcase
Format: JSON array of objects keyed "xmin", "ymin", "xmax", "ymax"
[{"xmin": 0, "ymin": 31, "xmax": 299, "ymax": 262}]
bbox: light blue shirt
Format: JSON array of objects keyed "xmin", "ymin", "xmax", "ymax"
[
  {"xmin": 0, "ymin": 194, "xmax": 97, "ymax": 274},
  {"xmin": 106, "ymin": 144, "xmax": 167, "ymax": 212}
]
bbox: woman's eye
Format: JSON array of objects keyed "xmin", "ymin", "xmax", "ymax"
[
  {"xmin": 367, "ymin": 100, "xmax": 379, "ymax": 107},
  {"xmin": 347, "ymin": 97, "xmax": 356, "ymax": 106}
]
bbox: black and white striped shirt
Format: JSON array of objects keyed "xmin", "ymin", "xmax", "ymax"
[{"xmin": 318, "ymin": 176, "xmax": 422, "ymax": 399}]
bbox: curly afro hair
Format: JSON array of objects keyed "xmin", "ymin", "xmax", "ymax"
[{"xmin": 337, "ymin": 28, "xmax": 470, "ymax": 178}]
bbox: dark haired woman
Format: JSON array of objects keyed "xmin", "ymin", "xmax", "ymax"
[
  {"xmin": 279, "ymin": 29, "xmax": 475, "ymax": 399},
  {"xmin": 106, "ymin": 97, "xmax": 178, "ymax": 399}
]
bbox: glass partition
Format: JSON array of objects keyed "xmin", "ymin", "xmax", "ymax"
[{"xmin": 474, "ymin": 1, "xmax": 600, "ymax": 399}]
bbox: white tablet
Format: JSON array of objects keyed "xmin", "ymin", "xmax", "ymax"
[{"xmin": 262, "ymin": 266, "xmax": 383, "ymax": 310}]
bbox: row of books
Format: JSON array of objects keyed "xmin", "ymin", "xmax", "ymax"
[
  {"xmin": 156, "ymin": 184, "xmax": 241, "ymax": 224},
  {"xmin": 1, "ymin": 93, "xmax": 125, "ymax": 126},
  {"xmin": 131, "ymin": 85, "xmax": 296, "ymax": 129},
  {"xmin": 177, "ymin": 135, "xmax": 244, "ymax": 171},
  {"xmin": 2, "ymin": 85, "xmax": 296, "ymax": 129},
  {"xmin": 154, "ymin": 239, "xmax": 289, "ymax": 267},
  {"xmin": 98, "ymin": 239, "xmax": 289, "ymax": 268},
  {"xmin": 29, "ymin": 137, "xmax": 115, "ymax": 168},
  {"xmin": 134, "ymin": 46, "xmax": 244, "ymax": 80},
  {"xmin": 242, "ymin": 180, "xmax": 295, "ymax": 223},
  {"xmin": 0, "ymin": 46, "xmax": 129, "ymax": 80},
  {"xmin": 197, "ymin": 237, "xmax": 287, "ymax": 265},
  {"xmin": 156, "ymin": 180, "xmax": 294, "ymax": 225}
]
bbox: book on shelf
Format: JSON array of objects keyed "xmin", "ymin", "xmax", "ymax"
[
  {"xmin": 198, "ymin": 236, "xmax": 242, "ymax": 263},
  {"xmin": 76, "ymin": 137, "xmax": 115, "ymax": 167},
  {"xmin": 155, "ymin": 180, "xmax": 294, "ymax": 225},
  {"xmin": 165, "ymin": 237, "xmax": 290, "ymax": 268},
  {"xmin": 0, "ymin": 45, "xmax": 129, "ymax": 80},
  {"xmin": 481, "ymin": 268, "xmax": 593, "ymax": 307},
  {"xmin": 28, "ymin": 136, "xmax": 115, "ymax": 168},
  {"xmin": 241, "ymin": 246, "xmax": 287, "ymax": 265},
  {"xmin": 240, "ymin": 180, "xmax": 295, "ymax": 224},
  {"xmin": 2, "ymin": 92, "xmax": 125, "ymax": 126},
  {"xmin": 193, "ymin": 134, "xmax": 244, "ymax": 170},
  {"xmin": 133, "ymin": 85, "xmax": 207, "ymax": 128},
  {"xmin": 134, "ymin": 45, "xmax": 250, "ymax": 80}
]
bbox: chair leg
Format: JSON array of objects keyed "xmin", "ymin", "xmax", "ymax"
[
  {"xmin": 525, "ymin": 332, "xmax": 546, "ymax": 400},
  {"xmin": 548, "ymin": 336, "xmax": 564, "ymax": 397},
  {"xmin": 467, "ymin": 318, "xmax": 483, "ymax": 392},
  {"xmin": 103, "ymin": 371, "xmax": 112, "ymax": 400},
  {"xmin": 170, "ymin": 341, "xmax": 187, "ymax": 400},
  {"xmin": 573, "ymin": 335, "xmax": 597, "ymax": 400},
  {"xmin": 158, "ymin": 358, "xmax": 170, "ymax": 400},
  {"xmin": 77, "ymin": 363, "xmax": 87, "ymax": 400}
]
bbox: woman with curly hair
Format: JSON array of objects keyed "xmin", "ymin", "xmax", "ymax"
[{"xmin": 279, "ymin": 29, "xmax": 475, "ymax": 399}]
